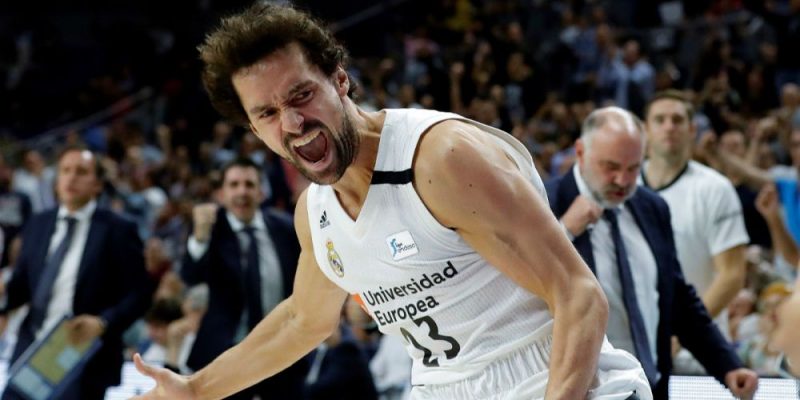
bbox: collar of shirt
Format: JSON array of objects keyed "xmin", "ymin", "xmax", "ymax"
[
  {"xmin": 571, "ymin": 164, "xmax": 625, "ymax": 212},
  {"xmin": 226, "ymin": 209, "xmax": 266, "ymax": 233},
  {"xmin": 57, "ymin": 200, "xmax": 97, "ymax": 222}
]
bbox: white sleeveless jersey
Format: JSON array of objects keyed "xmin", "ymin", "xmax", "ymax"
[{"xmin": 307, "ymin": 109, "xmax": 554, "ymax": 385}]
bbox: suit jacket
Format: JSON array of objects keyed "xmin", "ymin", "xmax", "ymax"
[
  {"xmin": 546, "ymin": 171, "xmax": 742, "ymax": 399},
  {"xmin": 2, "ymin": 207, "xmax": 151, "ymax": 396},
  {"xmin": 181, "ymin": 207, "xmax": 306, "ymax": 396}
]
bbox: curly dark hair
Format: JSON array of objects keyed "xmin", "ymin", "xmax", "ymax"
[{"xmin": 198, "ymin": 3, "xmax": 350, "ymax": 125}]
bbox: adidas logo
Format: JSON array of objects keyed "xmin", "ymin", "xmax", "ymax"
[{"xmin": 319, "ymin": 211, "xmax": 330, "ymax": 229}]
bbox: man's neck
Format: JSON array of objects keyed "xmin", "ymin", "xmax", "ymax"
[
  {"xmin": 330, "ymin": 107, "xmax": 385, "ymax": 220},
  {"xmin": 644, "ymin": 152, "xmax": 690, "ymax": 190}
]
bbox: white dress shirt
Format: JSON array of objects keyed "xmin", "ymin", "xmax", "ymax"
[
  {"xmin": 40, "ymin": 200, "xmax": 97, "ymax": 338},
  {"xmin": 572, "ymin": 166, "xmax": 660, "ymax": 368}
]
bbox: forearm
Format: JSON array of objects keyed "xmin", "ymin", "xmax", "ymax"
[
  {"xmin": 717, "ymin": 152, "xmax": 771, "ymax": 191},
  {"xmin": 744, "ymin": 138, "xmax": 761, "ymax": 166},
  {"xmin": 702, "ymin": 269, "xmax": 745, "ymax": 318},
  {"xmin": 764, "ymin": 214, "xmax": 800, "ymax": 266},
  {"xmin": 545, "ymin": 279, "xmax": 608, "ymax": 399},
  {"xmin": 189, "ymin": 299, "xmax": 330, "ymax": 399}
]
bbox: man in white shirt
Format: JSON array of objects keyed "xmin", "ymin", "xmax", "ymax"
[{"xmin": 641, "ymin": 91, "xmax": 748, "ymax": 346}]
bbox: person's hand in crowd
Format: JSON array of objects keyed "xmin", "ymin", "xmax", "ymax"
[
  {"xmin": 755, "ymin": 183, "xmax": 781, "ymax": 221},
  {"xmin": 192, "ymin": 203, "xmax": 218, "ymax": 243},
  {"xmin": 131, "ymin": 353, "xmax": 195, "ymax": 400},
  {"xmin": 66, "ymin": 314, "xmax": 105, "ymax": 345},
  {"xmin": 724, "ymin": 368, "xmax": 759, "ymax": 400},
  {"xmin": 752, "ymin": 117, "xmax": 778, "ymax": 142},
  {"xmin": 0, "ymin": 315, "xmax": 7, "ymax": 337},
  {"xmin": 449, "ymin": 61, "xmax": 465, "ymax": 82},
  {"xmin": 560, "ymin": 195, "xmax": 602, "ymax": 239}
]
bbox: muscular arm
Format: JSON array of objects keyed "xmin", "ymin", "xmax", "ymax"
[
  {"xmin": 703, "ymin": 245, "xmax": 747, "ymax": 318},
  {"xmin": 182, "ymin": 192, "xmax": 348, "ymax": 399},
  {"xmin": 415, "ymin": 121, "xmax": 609, "ymax": 400}
]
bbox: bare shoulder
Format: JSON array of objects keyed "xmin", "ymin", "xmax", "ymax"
[
  {"xmin": 415, "ymin": 120, "xmax": 514, "ymax": 182},
  {"xmin": 413, "ymin": 119, "xmax": 524, "ymax": 229}
]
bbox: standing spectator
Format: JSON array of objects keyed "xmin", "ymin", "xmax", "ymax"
[
  {"xmin": 181, "ymin": 158, "xmax": 307, "ymax": 399},
  {"xmin": 642, "ymin": 90, "xmax": 749, "ymax": 323},
  {"xmin": 0, "ymin": 237, "xmax": 25, "ymax": 361},
  {"xmin": 11, "ymin": 148, "xmax": 56, "ymax": 213},
  {"xmin": 546, "ymin": 107, "xmax": 757, "ymax": 399},
  {"xmin": 0, "ymin": 146, "xmax": 152, "ymax": 400},
  {"xmin": 610, "ymin": 39, "xmax": 656, "ymax": 116},
  {"xmin": 643, "ymin": 91, "xmax": 750, "ymax": 374},
  {"xmin": 0, "ymin": 154, "xmax": 31, "ymax": 269}
]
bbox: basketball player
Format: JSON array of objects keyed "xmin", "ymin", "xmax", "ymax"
[{"xmin": 133, "ymin": 4, "xmax": 651, "ymax": 399}]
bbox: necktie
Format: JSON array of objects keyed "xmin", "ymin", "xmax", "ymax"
[
  {"xmin": 242, "ymin": 226, "xmax": 263, "ymax": 329},
  {"xmin": 603, "ymin": 208, "xmax": 658, "ymax": 384},
  {"xmin": 31, "ymin": 216, "xmax": 78, "ymax": 331}
]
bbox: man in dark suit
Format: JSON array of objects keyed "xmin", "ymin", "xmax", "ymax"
[
  {"xmin": 181, "ymin": 157, "xmax": 306, "ymax": 399},
  {"xmin": 545, "ymin": 107, "xmax": 758, "ymax": 400},
  {"xmin": 0, "ymin": 146, "xmax": 152, "ymax": 400}
]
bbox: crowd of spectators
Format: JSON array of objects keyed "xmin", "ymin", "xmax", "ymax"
[{"xmin": 1, "ymin": 0, "xmax": 799, "ymax": 396}]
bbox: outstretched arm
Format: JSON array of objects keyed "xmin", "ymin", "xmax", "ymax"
[
  {"xmin": 699, "ymin": 133, "xmax": 772, "ymax": 191},
  {"xmin": 134, "ymin": 191, "xmax": 348, "ymax": 400},
  {"xmin": 414, "ymin": 121, "xmax": 609, "ymax": 400}
]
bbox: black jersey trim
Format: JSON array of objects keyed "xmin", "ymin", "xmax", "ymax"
[
  {"xmin": 371, "ymin": 169, "xmax": 414, "ymax": 185},
  {"xmin": 641, "ymin": 162, "xmax": 689, "ymax": 191}
]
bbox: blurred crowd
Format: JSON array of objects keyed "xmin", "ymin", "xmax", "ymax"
[{"xmin": 1, "ymin": 0, "xmax": 800, "ymax": 397}]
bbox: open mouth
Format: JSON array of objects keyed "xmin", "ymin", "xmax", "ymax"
[{"xmin": 293, "ymin": 130, "xmax": 329, "ymax": 164}]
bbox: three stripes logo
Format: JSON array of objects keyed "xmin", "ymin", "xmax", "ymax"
[{"xmin": 319, "ymin": 211, "xmax": 331, "ymax": 229}]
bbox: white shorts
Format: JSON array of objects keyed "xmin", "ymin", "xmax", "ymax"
[{"xmin": 409, "ymin": 335, "xmax": 652, "ymax": 400}]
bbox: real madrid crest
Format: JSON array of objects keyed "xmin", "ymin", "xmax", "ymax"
[{"xmin": 326, "ymin": 239, "xmax": 345, "ymax": 277}]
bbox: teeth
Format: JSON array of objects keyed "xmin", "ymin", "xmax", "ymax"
[{"xmin": 292, "ymin": 131, "xmax": 320, "ymax": 148}]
